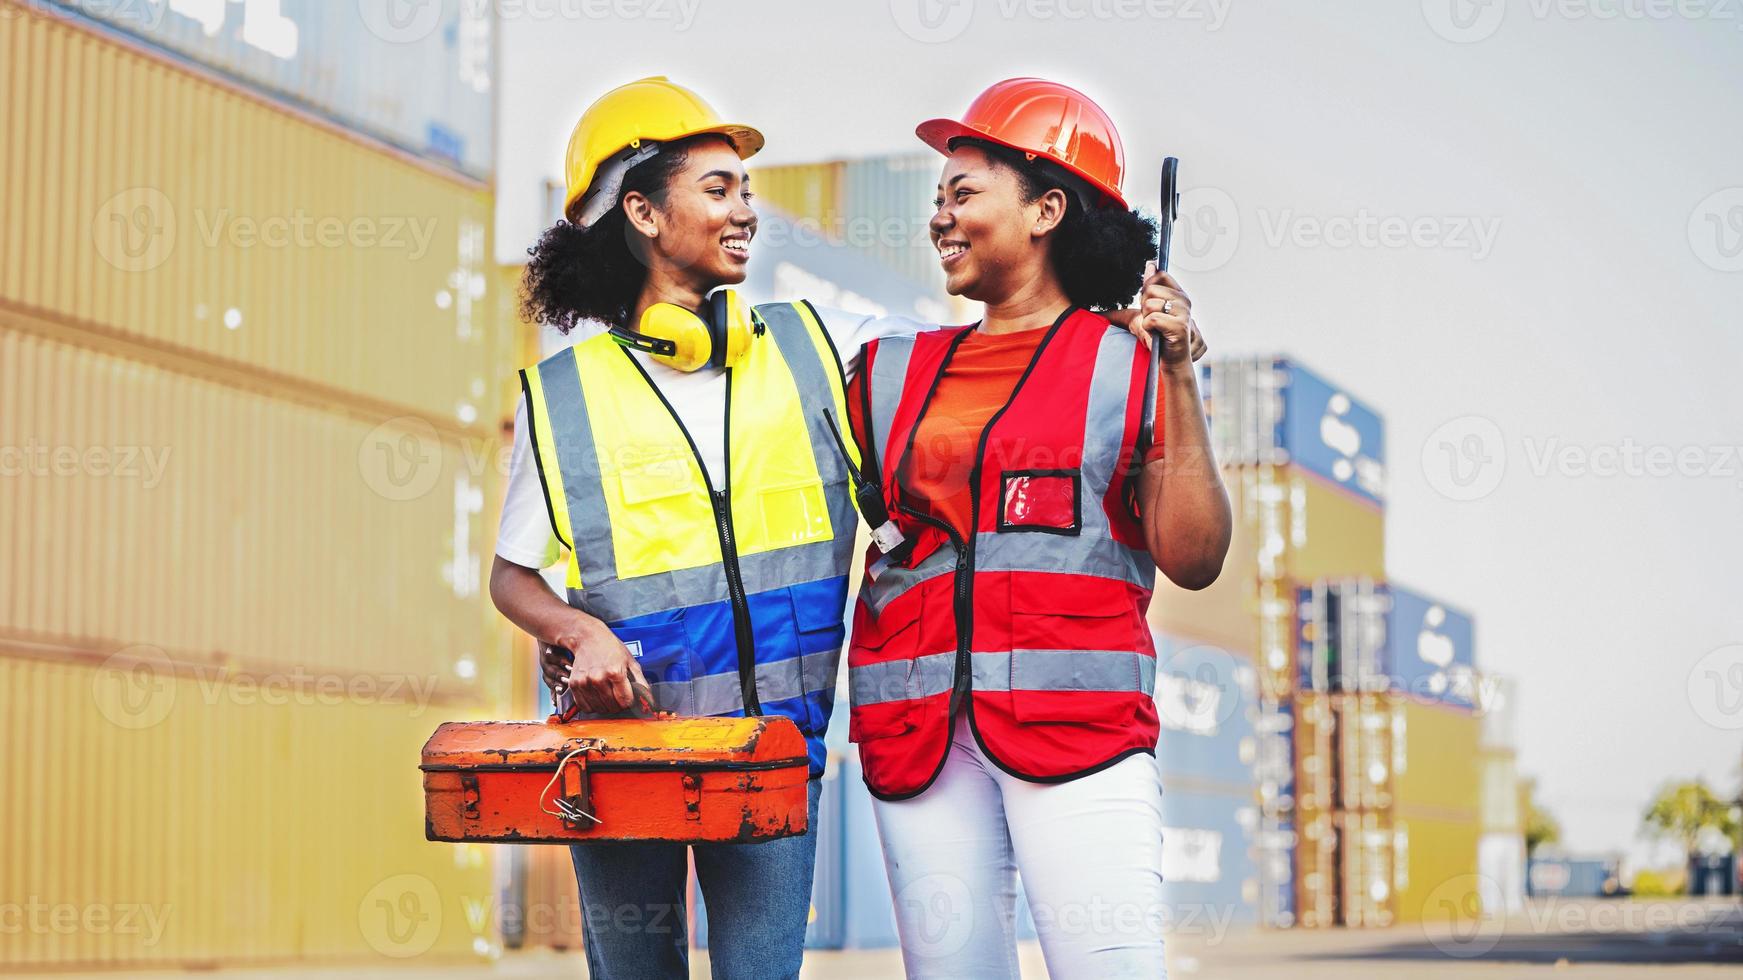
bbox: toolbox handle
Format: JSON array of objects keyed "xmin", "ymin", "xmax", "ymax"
[{"xmin": 549, "ymin": 650, "xmax": 668, "ymax": 722}]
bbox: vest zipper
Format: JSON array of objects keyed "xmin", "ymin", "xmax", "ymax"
[
  {"xmin": 894, "ymin": 503, "xmax": 970, "ymax": 709},
  {"xmin": 886, "ymin": 309, "xmax": 1078, "ymax": 712},
  {"xmin": 616, "ymin": 347, "xmax": 761, "ymax": 716},
  {"xmin": 717, "ymin": 370, "xmax": 761, "ymax": 715}
]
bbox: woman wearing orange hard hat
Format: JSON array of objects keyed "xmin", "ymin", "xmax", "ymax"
[
  {"xmin": 490, "ymin": 77, "xmax": 931, "ymax": 979},
  {"xmin": 842, "ymin": 77, "xmax": 1232, "ymax": 976}
]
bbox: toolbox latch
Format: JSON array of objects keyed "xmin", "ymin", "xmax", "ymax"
[
  {"xmin": 461, "ymin": 773, "xmax": 481, "ymax": 821},
  {"xmin": 682, "ymin": 772, "xmax": 702, "ymax": 821},
  {"xmin": 543, "ymin": 738, "xmax": 605, "ymax": 830}
]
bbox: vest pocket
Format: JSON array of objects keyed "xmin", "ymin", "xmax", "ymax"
[
  {"xmin": 847, "ymin": 593, "xmax": 923, "ymax": 742},
  {"xmin": 788, "ymin": 582, "xmax": 847, "ymax": 734},
  {"xmin": 997, "ymin": 468, "xmax": 1082, "ymax": 535},
  {"xmin": 617, "ymin": 450, "xmax": 697, "ymax": 504},
  {"xmin": 609, "ymin": 614, "xmax": 694, "ymax": 715},
  {"xmin": 758, "ymin": 478, "xmax": 831, "ymax": 547},
  {"xmin": 1008, "ymin": 576, "xmax": 1143, "ymax": 725}
]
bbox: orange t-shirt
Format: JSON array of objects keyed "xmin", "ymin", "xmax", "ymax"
[
  {"xmin": 900, "ymin": 326, "xmax": 1049, "ymax": 536},
  {"xmin": 849, "ymin": 324, "xmax": 1163, "ymax": 539}
]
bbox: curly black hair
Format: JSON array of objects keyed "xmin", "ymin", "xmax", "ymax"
[
  {"xmin": 519, "ymin": 134, "xmax": 724, "ymax": 333},
  {"xmin": 967, "ymin": 139, "xmax": 1157, "ymax": 312}
]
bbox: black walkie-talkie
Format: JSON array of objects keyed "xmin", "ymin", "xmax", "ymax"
[{"xmin": 822, "ymin": 408, "xmax": 912, "ymax": 579}]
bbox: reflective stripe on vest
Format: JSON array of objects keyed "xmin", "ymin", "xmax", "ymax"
[
  {"xmin": 520, "ymin": 302, "xmax": 856, "ymax": 745},
  {"xmin": 865, "ymin": 335, "xmax": 914, "ymax": 477},
  {"xmin": 851, "ymin": 649, "xmax": 1158, "ymax": 706}
]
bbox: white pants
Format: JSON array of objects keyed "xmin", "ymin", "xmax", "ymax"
[{"xmin": 871, "ymin": 723, "xmax": 1167, "ymax": 979}]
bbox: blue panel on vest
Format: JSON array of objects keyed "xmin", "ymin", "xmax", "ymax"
[
  {"xmin": 605, "ymin": 610, "xmax": 695, "ymax": 683},
  {"xmin": 612, "ymin": 577, "xmax": 849, "ymax": 778}
]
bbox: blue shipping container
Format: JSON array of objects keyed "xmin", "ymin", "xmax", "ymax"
[
  {"xmin": 1204, "ymin": 357, "xmax": 1386, "ymax": 506},
  {"xmin": 1161, "ymin": 788, "xmax": 1262, "ymax": 927},
  {"xmin": 1527, "ymin": 855, "xmax": 1622, "ymax": 898},
  {"xmin": 1254, "ymin": 698, "xmax": 1295, "ymax": 815},
  {"xmin": 1154, "ymin": 633, "xmax": 1260, "ymax": 794},
  {"xmin": 1256, "ymin": 813, "xmax": 1297, "ymax": 928},
  {"xmin": 1297, "ymin": 581, "xmax": 1478, "ymax": 708}
]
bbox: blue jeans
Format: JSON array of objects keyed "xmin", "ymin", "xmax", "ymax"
[{"xmin": 567, "ymin": 777, "xmax": 822, "ymax": 980}]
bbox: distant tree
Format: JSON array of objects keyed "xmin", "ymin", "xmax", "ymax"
[
  {"xmin": 1525, "ymin": 799, "xmax": 1561, "ymax": 856},
  {"xmin": 1641, "ymin": 779, "xmax": 1739, "ymax": 861}
]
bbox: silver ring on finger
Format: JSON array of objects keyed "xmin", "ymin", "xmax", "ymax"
[{"xmin": 1162, "ymin": 299, "xmax": 1175, "ymax": 315}]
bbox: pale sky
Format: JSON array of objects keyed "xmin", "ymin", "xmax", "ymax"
[{"xmin": 495, "ymin": 1, "xmax": 1743, "ymax": 862}]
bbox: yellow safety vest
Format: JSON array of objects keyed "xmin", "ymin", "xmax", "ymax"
[{"xmin": 520, "ymin": 301, "xmax": 859, "ymax": 774}]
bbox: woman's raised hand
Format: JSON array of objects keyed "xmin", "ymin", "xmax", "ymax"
[{"xmin": 1107, "ymin": 261, "xmax": 1205, "ymax": 365}]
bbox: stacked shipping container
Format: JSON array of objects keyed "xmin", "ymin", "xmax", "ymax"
[
  {"xmin": 1153, "ymin": 634, "xmax": 1263, "ymax": 926},
  {"xmin": 1147, "ymin": 356, "xmax": 1507, "ymax": 929},
  {"xmin": 2, "ymin": 1, "xmax": 513, "ymax": 968}
]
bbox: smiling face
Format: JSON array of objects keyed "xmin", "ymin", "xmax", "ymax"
[
  {"xmin": 929, "ymin": 143, "xmax": 1067, "ymax": 302},
  {"xmin": 624, "ymin": 136, "xmax": 756, "ymax": 291}
]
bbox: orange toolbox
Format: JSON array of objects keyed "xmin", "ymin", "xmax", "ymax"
[{"xmin": 421, "ymin": 710, "xmax": 810, "ymax": 845}]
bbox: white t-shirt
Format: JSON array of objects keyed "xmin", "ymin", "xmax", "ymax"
[{"xmin": 495, "ymin": 307, "xmax": 927, "ymax": 570}]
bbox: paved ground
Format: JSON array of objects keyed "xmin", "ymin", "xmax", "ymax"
[{"xmin": 19, "ymin": 899, "xmax": 1742, "ymax": 978}]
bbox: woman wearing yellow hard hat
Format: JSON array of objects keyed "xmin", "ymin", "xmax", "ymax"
[
  {"xmin": 842, "ymin": 78, "xmax": 1229, "ymax": 976},
  {"xmin": 487, "ymin": 77, "xmax": 926, "ymax": 979}
]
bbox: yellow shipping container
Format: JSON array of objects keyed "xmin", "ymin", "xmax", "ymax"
[
  {"xmin": 0, "ymin": 324, "xmax": 511, "ymax": 690},
  {"xmin": 1338, "ymin": 810, "xmax": 1396, "ymax": 927},
  {"xmin": 1393, "ymin": 701, "xmax": 1482, "ymax": 820},
  {"xmin": 1293, "ymin": 692, "xmax": 1336, "ymax": 814},
  {"xmin": 0, "ymin": 655, "xmax": 497, "ymax": 968},
  {"xmin": 1293, "ymin": 808, "xmax": 1338, "ymax": 929},
  {"xmin": 1333, "ymin": 693, "xmax": 1402, "ymax": 812},
  {"xmin": 1393, "ymin": 814, "xmax": 1483, "ymax": 924},
  {"xmin": 0, "ymin": 5, "xmax": 506, "ymax": 421},
  {"xmin": 748, "ymin": 161, "xmax": 845, "ymax": 236},
  {"xmin": 1151, "ymin": 463, "xmax": 1386, "ymax": 693}
]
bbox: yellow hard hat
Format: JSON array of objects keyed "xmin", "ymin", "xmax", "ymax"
[{"xmin": 562, "ymin": 76, "xmax": 764, "ymax": 225}]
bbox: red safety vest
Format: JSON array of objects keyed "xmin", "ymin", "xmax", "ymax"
[{"xmin": 848, "ymin": 308, "xmax": 1161, "ymax": 800}]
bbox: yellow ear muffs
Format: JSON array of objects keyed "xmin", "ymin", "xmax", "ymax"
[
  {"xmin": 710, "ymin": 289, "xmax": 757, "ymax": 369},
  {"xmin": 610, "ymin": 289, "xmax": 759, "ymax": 372}
]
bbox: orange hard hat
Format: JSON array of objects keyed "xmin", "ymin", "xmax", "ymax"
[{"xmin": 917, "ymin": 77, "xmax": 1127, "ymax": 209}]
